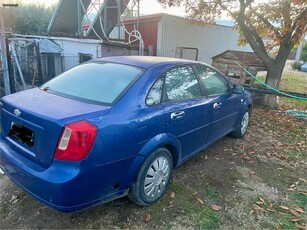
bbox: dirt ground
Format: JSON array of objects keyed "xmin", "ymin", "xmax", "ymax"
[{"xmin": 0, "ymin": 106, "xmax": 306, "ymax": 229}]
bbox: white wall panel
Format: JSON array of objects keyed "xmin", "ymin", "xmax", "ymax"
[
  {"xmin": 53, "ymin": 38, "xmax": 102, "ymax": 70},
  {"xmin": 157, "ymin": 15, "xmax": 252, "ymax": 64}
]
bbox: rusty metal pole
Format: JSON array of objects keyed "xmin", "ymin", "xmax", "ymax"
[
  {"xmin": 0, "ymin": 6, "xmax": 11, "ymax": 95},
  {"xmin": 35, "ymin": 42, "xmax": 43, "ymax": 85}
]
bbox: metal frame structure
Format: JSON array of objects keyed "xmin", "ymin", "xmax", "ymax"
[{"xmin": 48, "ymin": 0, "xmax": 143, "ymax": 55}]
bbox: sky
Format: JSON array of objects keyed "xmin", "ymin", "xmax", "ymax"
[
  {"xmin": 3, "ymin": 0, "xmax": 188, "ymax": 17},
  {"xmin": 2, "ymin": 0, "xmax": 269, "ymax": 23}
]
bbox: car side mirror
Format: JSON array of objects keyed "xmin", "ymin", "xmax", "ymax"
[{"xmin": 233, "ymin": 85, "xmax": 244, "ymax": 94}]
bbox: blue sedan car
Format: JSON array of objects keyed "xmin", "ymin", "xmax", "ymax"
[{"xmin": 0, "ymin": 56, "xmax": 251, "ymax": 211}]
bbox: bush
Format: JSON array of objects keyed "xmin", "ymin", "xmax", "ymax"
[{"xmin": 291, "ymin": 61, "xmax": 302, "ymax": 70}]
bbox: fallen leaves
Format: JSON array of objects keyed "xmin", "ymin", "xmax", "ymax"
[
  {"xmin": 287, "ymin": 181, "xmax": 307, "ymax": 195},
  {"xmin": 255, "ymin": 201, "xmax": 263, "ymax": 205},
  {"xmin": 196, "ymin": 197, "xmax": 204, "ymax": 205},
  {"xmin": 279, "ymin": 155, "xmax": 288, "ymax": 161},
  {"xmin": 296, "ymin": 223, "xmax": 307, "ymax": 230},
  {"xmin": 253, "ymin": 204, "xmax": 267, "ymax": 212},
  {"xmin": 291, "ymin": 218, "xmax": 301, "ymax": 222},
  {"xmin": 277, "ymin": 204, "xmax": 306, "ymax": 219},
  {"xmin": 279, "ymin": 205, "xmax": 290, "ymax": 211},
  {"xmin": 10, "ymin": 195, "xmax": 19, "ymax": 205},
  {"xmin": 289, "ymin": 209, "xmax": 301, "ymax": 218},
  {"xmin": 255, "ymin": 196, "xmax": 266, "ymax": 206},
  {"xmin": 251, "ymin": 197, "xmax": 306, "ymax": 224},
  {"xmin": 169, "ymin": 191, "xmax": 175, "ymax": 207},
  {"xmin": 191, "ymin": 191, "xmax": 198, "ymax": 196},
  {"xmin": 211, "ymin": 204, "xmax": 222, "ymax": 211},
  {"xmin": 259, "ymin": 196, "xmax": 265, "ymax": 204},
  {"xmin": 145, "ymin": 212, "xmax": 151, "ymax": 222},
  {"xmin": 287, "ymin": 181, "xmax": 300, "ymax": 191},
  {"xmin": 292, "ymin": 206, "xmax": 305, "ymax": 214},
  {"xmin": 249, "ymin": 195, "xmax": 307, "ymax": 229},
  {"xmin": 169, "ymin": 191, "xmax": 175, "ymax": 199}
]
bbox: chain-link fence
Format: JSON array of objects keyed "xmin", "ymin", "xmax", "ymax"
[{"xmin": 253, "ymin": 62, "xmax": 307, "ymax": 96}]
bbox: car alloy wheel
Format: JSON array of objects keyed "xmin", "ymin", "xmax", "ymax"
[
  {"xmin": 143, "ymin": 156, "xmax": 171, "ymax": 199},
  {"xmin": 128, "ymin": 148, "xmax": 173, "ymax": 206},
  {"xmin": 240, "ymin": 111, "xmax": 249, "ymax": 135}
]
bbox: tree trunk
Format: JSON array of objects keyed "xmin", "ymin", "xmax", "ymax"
[{"xmin": 262, "ymin": 62, "xmax": 285, "ymax": 108}]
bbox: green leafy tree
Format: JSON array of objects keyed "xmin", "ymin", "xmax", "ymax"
[
  {"xmin": 159, "ymin": 0, "xmax": 307, "ymax": 108},
  {"xmin": 2, "ymin": 2, "xmax": 56, "ymax": 36}
]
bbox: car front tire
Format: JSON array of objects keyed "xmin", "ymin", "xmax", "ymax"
[{"xmin": 128, "ymin": 148, "xmax": 173, "ymax": 206}]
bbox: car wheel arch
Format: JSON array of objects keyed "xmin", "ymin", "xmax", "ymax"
[
  {"xmin": 119, "ymin": 133, "xmax": 181, "ymax": 190},
  {"xmin": 138, "ymin": 133, "xmax": 181, "ymax": 165}
]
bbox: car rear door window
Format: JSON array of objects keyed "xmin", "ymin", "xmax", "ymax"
[
  {"xmin": 196, "ymin": 65, "xmax": 230, "ymax": 96},
  {"xmin": 163, "ymin": 66, "xmax": 202, "ymax": 102}
]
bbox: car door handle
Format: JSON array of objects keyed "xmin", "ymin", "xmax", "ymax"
[
  {"xmin": 171, "ymin": 111, "xmax": 185, "ymax": 120},
  {"xmin": 213, "ymin": 102, "xmax": 222, "ymax": 109}
]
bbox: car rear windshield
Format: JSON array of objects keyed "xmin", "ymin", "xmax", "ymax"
[{"xmin": 41, "ymin": 62, "xmax": 143, "ymax": 105}]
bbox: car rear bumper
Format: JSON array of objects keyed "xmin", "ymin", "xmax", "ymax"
[{"xmin": 0, "ymin": 136, "xmax": 129, "ymax": 212}]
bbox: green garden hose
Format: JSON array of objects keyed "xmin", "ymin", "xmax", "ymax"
[
  {"xmin": 237, "ymin": 63, "xmax": 307, "ymax": 101},
  {"xmin": 284, "ymin": 110, "xmax": 307, "ymax": 118}
]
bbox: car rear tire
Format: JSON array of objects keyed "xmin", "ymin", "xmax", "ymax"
[
  {"xmin": 230, "ymin": 108, "xmax": 250, "ymax": 138},
  {"xmin": 128, "ymin": 148, "xmax": 173, "ymax": 206}
]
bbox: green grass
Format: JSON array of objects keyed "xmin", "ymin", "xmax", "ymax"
[
  {"xmin": 254, "ymin": 73, "xmax": 266, "ymax": 83},
  {"xmin": 205, "ymin": 187, "xmax": 220, "ymax": 200},
  {"xmin": 280, "ymin": 97, "xmax": 307, "ymax": 110},
  {"xmin": 196, "ymin": 207, "xmax": 220, "ymax": 229},
  {"xmin": 0, "ymin": 204, "xmax": 9, "ymax": 220},
  {"xmin": 280, "ymin": 70, "xmax": 307, "ymax": 94},
  {"xmin": 290, "ymin": 192, "xmax": 307, "ymax": 208},
  {"xmin": 254, "ymin": 65, "xmax": 307, "ymax": 95},
  {"xmin": 160, "ymin": 182, "xmax": 221, "ymax": 229}
]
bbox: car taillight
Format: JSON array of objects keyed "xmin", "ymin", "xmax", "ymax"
[{"xmin": 54, "ymin": 121, "xmax": 97, "ymax": 161}]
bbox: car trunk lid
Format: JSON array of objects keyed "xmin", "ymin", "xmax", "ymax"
[{"xmin": 1, "ymin": 88, "xmax": 110, "ymax": 168}]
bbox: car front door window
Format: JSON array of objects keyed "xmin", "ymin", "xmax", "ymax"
[{"xmin": 196, "ymin": 65, "xmax": 230, "ymax": 96}]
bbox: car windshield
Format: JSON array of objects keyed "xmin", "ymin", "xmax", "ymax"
[{"xmin": 41, "ymin": 62, "xmax": 143, "ymax": 105}]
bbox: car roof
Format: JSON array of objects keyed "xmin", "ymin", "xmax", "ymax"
[{"xmin": 93, "ymin": 56, "xmax": 199, "ymax": 69}]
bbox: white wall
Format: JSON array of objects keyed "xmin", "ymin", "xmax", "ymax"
[
  {"xmin": 157, "ymin": 15, "xmax": 252, "ymax": 64},
  {"xmin": 52, "ymin": 38, "xmax": 102, "ymax": 70}
]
